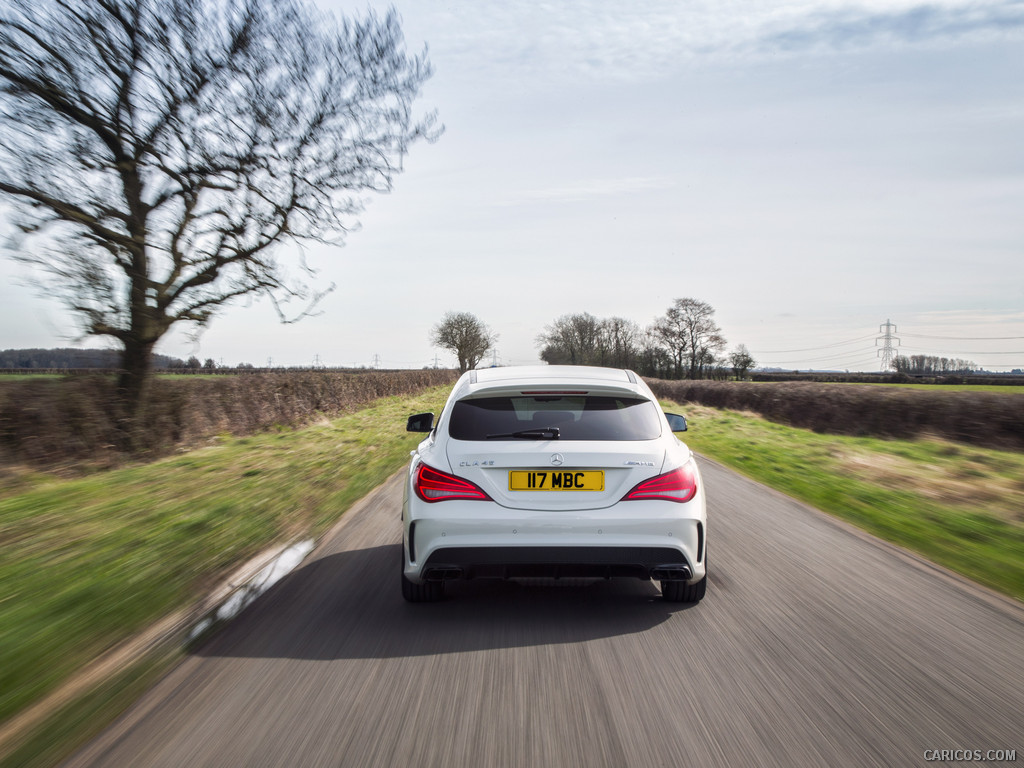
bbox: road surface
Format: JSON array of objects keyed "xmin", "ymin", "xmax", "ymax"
[{"xmin": 64, "ymin": 459, "xmax": 1024, "ymax": 767}]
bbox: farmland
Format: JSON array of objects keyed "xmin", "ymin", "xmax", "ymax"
[{"xmin": 1, "ymin": 371, "xmax": 1023, "ymax": 766}]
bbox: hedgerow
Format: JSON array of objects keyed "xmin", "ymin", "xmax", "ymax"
[
  {"xmin": 0, "ymin": 370, "xmax": 457, "ymax": 468},
  {"xmin": 647, "ymin": 379, "xmax": 1024, "ymax": 452}
]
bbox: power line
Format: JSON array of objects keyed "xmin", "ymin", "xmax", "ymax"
[
  {"xmin": 754, "ymin": 322, "xmax": 1024, "ymax": 371},
  {"xmin": 760, "ymin": 359, "xmax": 881, "ymax": 370},
  {"xmin": 760, "ymin": 350, "xmax": 881, "ymax": 365},
  {"xmin": 751, "ymin": 334, "xmax": 876, "ymax": 354},
  {"xmin": 900, "ymin": 333, "xmax": 1024, "ymax": 340}
]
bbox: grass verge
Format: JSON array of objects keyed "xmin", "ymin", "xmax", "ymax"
[
  {"xmin": 1, "ymin": 650, "xmax": 176, "ymax": 768},
  {"xmin": 0, "ymin": 386, "xmax": 449, "ymax": 765},
  {"xmin": 665, "ymin": 402, "xmax": 1024, "ymax": 602}
]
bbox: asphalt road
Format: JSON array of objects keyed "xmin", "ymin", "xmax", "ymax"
[{"xmin": 64, "ymin": 459, "xmax": 1024, "ymax": 768}]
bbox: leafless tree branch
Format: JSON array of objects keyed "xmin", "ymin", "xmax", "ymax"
[{"xmin": 0, "ymin": 0, "xmax": 438, "ymax": 421}]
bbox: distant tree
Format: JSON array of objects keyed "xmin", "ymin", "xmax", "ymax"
[
  {"xmin": 651, "ymin": 305, "xmax": 688, "ymax": 378},
  {"xmin": 892, "ymin": 355, "xmax": 975, "ymax": 375},
  {"xmin": 0, "ymin": 0, "xmax": 436, "ymax": 431},
  {"xmin": 700, "ymin": 350, "xmax": 728, "ymax": 380},
  {"xmin": 431, "ymin": 312, "xmax": 497, "ymax": 373},
  {"xmin": 536, "ymin": 314, "xmax": 643, "ymax": 370},
  {"xmin": 0, "ymin": 347, "xmax": 189, "ymax": 369},
  {"xmin": 203, "ymin": 358, "xmax": 217, "ymax": 371},
  {"xmin": 729, "ymin": 344, "xmax": 756, "ymax": 380},
  {"xmin": 653, "ymin": 298, "xmax": 727, "ymax": 379},
  {"xmin": 693, "ymin": 348, "xmax": 723, "ymax": 380},
  {"xmin": 600, "ymin": 317, "xmax": 642, "ymax": 369},
  {"xmin": 152, "ymin": 354, "xmax": 187, "ymax": 369},
  {"xmin": 185, "ymin": 356, "xmax": 201, "ymax": 370},
  {"xmin": 536, "ymin": 313, "xmax": 602, "ymax": 365},
  {"xmin": 236, "ymin": 362, "xmax": 255, "ymax": 370},
  {"xmin": 636, "ymin": 329, "xmax": 672, "ymax": 379}
]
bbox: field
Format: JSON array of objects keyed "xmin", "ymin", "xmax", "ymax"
[
  {"xmin": 0, "ymin": 386, "xmax": 451, "ymax": 763},
  {"xmin": 849, "ymin": 382, "xmax": 1024, "ymax": 393},
  {"xmin": 665, "ymin": 401, "xmax": 1024, "ymax": 601},
  {"xmin": 2, "ymin": 373, "xmax": 1023, "ymax": 765},
  {"xmin": 647, "ymin": 378, "xmax": 1024, "ymax": 452}
]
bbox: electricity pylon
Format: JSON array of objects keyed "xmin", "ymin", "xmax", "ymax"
[{"xmin": 876, "ymin": 319, "xmax": 900, "ymax": 370}]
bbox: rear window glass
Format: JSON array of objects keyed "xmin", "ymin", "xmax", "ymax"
[{"xmin": 448, "ymin": 395, "xmax": 662, "ymax": 441}]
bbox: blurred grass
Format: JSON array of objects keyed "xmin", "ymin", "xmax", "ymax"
[
  {"xmin": 0, "ymin": 386, "xmax": 448, "ymax": 734},
  {"xmin": 0, "ymin": 651, "xmax": 173, "ymax": 768},
  {"xmin": 0, "ymin": 375, "xmax": 65, "ymax": 382},
  {"xmin": 4, "ymin": 387, "xmax": 1021, "ymax": 765},
  {"xmin": 666, "ymin": 402, "xmax": 1024, "ymax": 601}
]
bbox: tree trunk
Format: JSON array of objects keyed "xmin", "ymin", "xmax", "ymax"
[{"xmin": 117, "ymin": 338, "xmax": 156, "ymax": 451}]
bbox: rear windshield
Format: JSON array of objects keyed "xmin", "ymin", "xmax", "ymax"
[{"xmin": 448, "ymin": 395, "xmax": 662, "ymax": 441}]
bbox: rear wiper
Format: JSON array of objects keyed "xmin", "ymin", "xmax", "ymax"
[{"xmin": 486, "ymin": 427, "xmax": 560, "ymax": 440}]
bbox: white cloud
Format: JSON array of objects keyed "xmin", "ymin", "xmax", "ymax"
[
  {"xmin": 390, "ymin": 0, "xmax": 1024, "ymax": 90},
  {"xmin": 758, "ymin": 1, "xmax": 1024, "ymax": 55}
]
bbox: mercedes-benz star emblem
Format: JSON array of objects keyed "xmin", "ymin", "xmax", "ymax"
[{"xmin": 550, "ymin": 453, "xmax": 564, "ymax": 466}]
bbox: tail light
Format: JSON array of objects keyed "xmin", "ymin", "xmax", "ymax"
[
  {"xmin": 622, "ymin": 463, "xmax": 698, "ymax": 503},
  {"xmin": 414, "ymin": 464, "xmax": 491, "ymax": 503}
]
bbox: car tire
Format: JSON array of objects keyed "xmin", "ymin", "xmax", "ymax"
[
  {"xmin": 401, "ymin": 549, "xmax": 445, "ymax": 602},
  {"xmin": 661, "ymin": 574, "xmax": 706, "ymax": 603},
  {"xmin": 661, "ymin": 549, "xmax": 707, "ymax": 603}
]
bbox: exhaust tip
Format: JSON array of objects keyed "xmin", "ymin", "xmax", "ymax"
[
  {"xmin": 424, "ymin": 566, "xmax": 464, "ymax": 581},
  {"xmin": 649, "ymin": 564, "xmax": 692, "ymax": 581}
]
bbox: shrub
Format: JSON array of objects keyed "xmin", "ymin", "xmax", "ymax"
[
  {"xmin": 0, "ymin": 370, "xmax": 457, "ymax": 469},
  {"xmin": 648, "ymin": 379, "xmax": 1024, "ymax": 452}
]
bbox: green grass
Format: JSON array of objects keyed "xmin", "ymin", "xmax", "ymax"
[
  {"xmin": 3, "ymin": 387, "xmax": 1021, "ymax": 765},
  {"xmin": 665, "ymin": 401, "xmax": 1024, "ymax": 601},
  {"xmin": 0, "ymin": 386, "xmax": 449, "ymax": 757},
  {"xmin": 0, "ymin": 374, "xmax": 68, "ymax": 381}
]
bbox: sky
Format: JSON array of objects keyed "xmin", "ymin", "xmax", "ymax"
[{"xmin": 1, "ymin": 0, "xmax": 1022, "ymax": 371}]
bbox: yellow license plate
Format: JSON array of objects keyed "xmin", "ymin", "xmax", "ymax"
[{"xmin": 509, "ymin": 470, "xmax": 604, "ymax": 491}]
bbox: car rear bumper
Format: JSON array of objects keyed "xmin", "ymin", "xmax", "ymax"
[
  {"xmin": 418, "ymin": 545, "xmax": 695, "ymax": 581},
  {"xmin": 403, "ymin": 511, "xmax": 706, "ymax": 585}
]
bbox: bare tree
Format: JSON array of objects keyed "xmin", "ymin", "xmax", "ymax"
[
  {"xmin": 892, "ymin": 354, "xmax": 975, "ymax": 375},
  {"xmin": 729, "ymin": 344, "xmax": 756, "ymax": 380},
  {"xmin": 651, "ymin": 306, "xmax": 689, "ymax": 378},
  {"xmin": 0, "ymin": 0, "xmax": 436, "ymax": 426},
  {"xmin": 536, "ymin": 313, "xmax": 643, "ymax": 369},
  {"xmin": 431, "ymin": 312, "xmax": 497, "ymax": 373},
  {"xmin": 653, "ymin": 298, "xmax": 727, "ymax": 379},
  {"xmin": 600, "ymin": 317, "xmax": 642, "ymax": 370},
  {"xmin": 637, "ymin": 327, "xmax": 672, "ymax": 379},
  {"xmin": 536, "ymin": 313, "xmax": 602, "ymax": 365}
]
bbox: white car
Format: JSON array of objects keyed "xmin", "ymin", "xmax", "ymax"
[{"xmin": 401, "ymin": 365, "xmax": 707, "ymax": 603}]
